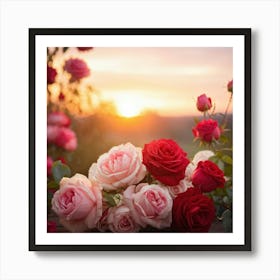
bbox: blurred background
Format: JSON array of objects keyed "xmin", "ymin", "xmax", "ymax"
[{"xmin": 47, "ymin": 47, "xmax": 233, "ymax": 175}]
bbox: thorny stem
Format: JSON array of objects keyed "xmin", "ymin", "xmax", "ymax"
[{"xmin": 221, "ymin": 92, "xmax": 233, "ymax": 128}]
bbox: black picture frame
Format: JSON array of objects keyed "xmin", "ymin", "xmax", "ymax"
[{"xmin": 29, "ymin": 28, "xmax": 251, "ymax": 251}]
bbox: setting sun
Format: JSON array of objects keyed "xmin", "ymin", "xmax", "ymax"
[
  {"xmin": 117, "ymin": 102, "xmax": 142, "ymax": 118},
  {"xmin": 112, "ymin": 92, "xmax": 146, "ymax": 118}
]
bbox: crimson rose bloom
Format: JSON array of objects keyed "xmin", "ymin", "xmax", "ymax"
[
  {"xmin": 47, "ymin": 65, "xmax": 57, "ymax": 84},
  {"xmin": 192, "ymin": 119, "xmax": 221, "ymax": 143},
  {"xmin": 196, "ymin": 93, "xmax": 212, "ymax": 112},
  {"xmin": 172, "ymin": 187, "xmax": 215, "ymax": 232},
  {"xmin": 142, "ymin": 139, "xmax": 190, "ymax": 186},
  {"xmin": 64, "ymin": 58, "xmax": 90, "ymax": 81},
  {"xmin": 191, "ymin": 160, "xmax": 225, "ymax": 192}
]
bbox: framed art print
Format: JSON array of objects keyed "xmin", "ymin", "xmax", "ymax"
[{"xmin": 29, "ymin": 28, "xmax": 251, "ymax": 251}]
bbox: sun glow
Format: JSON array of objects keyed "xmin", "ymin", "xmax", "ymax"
[
  {"xmin": 113, "ymin": 93, "xmax": 146, "ymax": 118},
  {"xmin": 117, "ymin": 103, "xmax": 142, "ymax": 118}
]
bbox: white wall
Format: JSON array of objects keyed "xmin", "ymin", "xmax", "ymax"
[{"xmin": 0, "ymin": 0, "xmax": 279, "ymax": 279}]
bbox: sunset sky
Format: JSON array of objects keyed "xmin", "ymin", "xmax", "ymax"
[{"xmin": 83, "ymin": 47, "xmax": 232, "ymax": 117}]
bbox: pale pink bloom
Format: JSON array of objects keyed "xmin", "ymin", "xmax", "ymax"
[
  {"xmin": 167, "ymin": 178, "xmax": 192, "ymax": 199},
  {"xmin": 107, "ymin": 205, "xmax": 140, "ymax": 233},
  {"xmin": 47, "ymin": 112, "xmax": 71, "ymax": 127},
  {"xmin": 88, "ymin": 143, "xmax": 146, "ymax": 191},
  {"xmin": 64, "ymin": 58, "xmax": 90, "ymax": 81},
  {"xmin": 192, "ymin": 150, "xmax": 215, "ymax": 166},
  {"xmin": 51, "ymin": 174, "xmax": 102, "ymax": 232},
  {"xmin": 196, "ymin": 93, "xmax": 212, "ymax": 112},
  {"xmin": 123, "ymin": 183, "xmax": 172, "ymax": 229}
]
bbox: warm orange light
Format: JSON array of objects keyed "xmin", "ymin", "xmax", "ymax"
[{"xmin": 114, "ymin": 93, "xmax": 144, "ymax": 118}]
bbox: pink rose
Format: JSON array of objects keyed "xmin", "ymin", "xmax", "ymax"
[
  {"xmin": 196, "ymin": 93, "xmax": 212, "ymax": 112},
  {"xmin": 47, "ymin": 112, "xmax": 71, "ymax": 127},
  {"xmin": 51, "ymin": 174, "xmax": 102, "ymax": 232},
  {"xmin": 47, "ymin": 125, "xmax": 60, "ymax": 143},
  {"xmin": 123, "ymin": 183, "xmax": 173, "ymax": 229},
  {"xmin": 107, "ymin": 205, "xmax": 140, "ymax": 233},
  {"xmin": 47, "ymin": 156, "xmax": 53, "ymax": 177},
  {"xmin": 55, "ymin": 127, "xmax": 78, "ymax": 151},
  {"xmin": 47, "ymin": 65, "xmax": 57, "ymax": 84},
  {"xmin": 64, "ymin": 58, "xmax": 90, "ymax": 81},
  {"xmin": 47, "ymin": 125, "xmax": 78, "ymax": 151},
  {"xmin": 88, "ymin": 143, "xmax": 146, "ymax": 191},
  {"xmin": 167, "ymin": 178, "xmax": 192, "ymax": 199}
]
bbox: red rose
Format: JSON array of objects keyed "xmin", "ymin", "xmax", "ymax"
[
  {"xmin": 142, "ymin": 139, "xmax": 190, "ymax": 186},
  {"xmin": 77, "ymin": 47, "xmax": 93, "ymax": 51},
  {"xmin": 227, "ymin": 79, "xmax": 233, "ymax": 93},
  {"xmin": 47, "ymin": 221, "xmax": 57, "ymax": 233},
  {"xmin": 196, "ymin": 93, "xmax": 212, "ymax": 112},
  {"xmin": 47, "ymin": 65, "xmax": 57, "ymax": 84},
  {"xmin": 192, "ymin": 119, "xmax": 221, "ymax": 143},
  {"xmin": 191, "ymin": 160, "xmax": 225, "ymax": 192},
  {"xmin": 172, "ymin": 187, "xmax": 215, "ymax": 232},
  {"xmin": 64, "ymin": 58, "xmax": 90, "ymax": 81}
]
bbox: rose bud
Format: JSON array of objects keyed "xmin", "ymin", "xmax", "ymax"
[
  {"xmin": 191, "ymin": 160, "xmax": 225, "ymax": 192},
  {"xmin": 142, "ymin": 139, "xmax": 190, "ymax": 186},
  {"xmin": 47, "ymin": 65, "xmax": 57, "ymax": 84},
  {"xmin": 227, "ymin": 80, "xmax": 233, "ymax": 93},
  {"xmin": 192, "ymin": 119, "xmax": 221, "ymax": 143},
  {"xmin": 58, "ymin": 92, "xmax": 65, "ymax": 101},
  {"xmin": 196, "ymin": 93, "xmax": 212, "ymax": 112},
  {"xmin": 172, "ymin": 187, "xmax": 215, "ymax": 232}
]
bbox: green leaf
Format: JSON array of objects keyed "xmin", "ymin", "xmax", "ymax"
[
  {"xmin": 103, "ymin": 192, "xmax": 122, "ymax": 207},
  {"xmin": 209, "ymin": 156, "xmax": 219, "ymax": 164},
  {"xmin": 222, "ymin": 209, "xmax": 232, "ymax": 232},
  {"xmin": 219, "ymin": 134, "xmax": 229, "ymax": 144},
  {"xmin": 47, "ymin": 180, "xmax": 59, "ymax": 190},
  {"xmin": 221, "ymin": 155, "xmax": 233, "ymax": 165},
  {"xmin": 224, "ymin": 164, "xmax": 233, "ymax": 177},
  {"xmin": 51, "ymin": 160, "xmax": 71, "ymax": 184}
]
